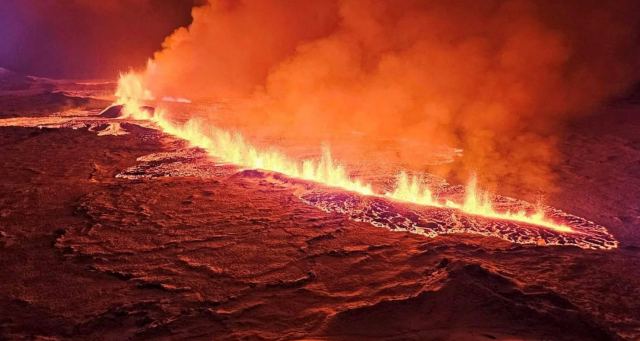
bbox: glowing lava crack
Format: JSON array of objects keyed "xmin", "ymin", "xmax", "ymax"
[{"xmin": 112, "ymin": 71, "xmax": 618, "ymax": 250}]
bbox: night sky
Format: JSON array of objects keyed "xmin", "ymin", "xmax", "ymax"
[{"xmin": 0, "ymin": 0, "xmax": 198, "ymax": 79}]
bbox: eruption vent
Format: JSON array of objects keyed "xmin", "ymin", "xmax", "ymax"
[{"xmin": 115, "ymin": 72, "xmax": 575, "ymax": 234}]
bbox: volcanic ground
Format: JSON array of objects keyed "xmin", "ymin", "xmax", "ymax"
[{"xmin": 1, "ymin": 73, "xmax": 640, "ymax": 340}]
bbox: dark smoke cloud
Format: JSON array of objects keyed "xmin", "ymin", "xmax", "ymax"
[{"xmin": 0, "ymin": 0, "xmax": 199, "ymax": 78}]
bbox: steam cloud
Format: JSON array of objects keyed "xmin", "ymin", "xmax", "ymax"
[{"xmin": 140, "ymin": 0, "xmax": 640, "ymax": 194}]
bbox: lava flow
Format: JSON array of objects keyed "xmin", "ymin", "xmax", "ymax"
[{"xmin": 114, "ymin": 72, "xmax": 578, "ymax": 235}]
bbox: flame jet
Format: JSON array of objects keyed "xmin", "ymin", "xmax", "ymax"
[{"xmin": 114, "ymin": 71, "xmax": 573, "ymax": 234}]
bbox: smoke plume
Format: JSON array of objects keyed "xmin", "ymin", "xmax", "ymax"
[{"xmin": 139, "ymin": 0, "xmax": 640, "ymax": 194}]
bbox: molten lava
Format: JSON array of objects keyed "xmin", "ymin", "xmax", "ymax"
[{"xmin": 115, "ymin": 71, "xmax": 573, "ymax": 234}]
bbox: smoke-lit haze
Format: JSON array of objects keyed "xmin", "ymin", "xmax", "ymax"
[{"xmin": 135, "ymin": 0, "xmax": 640, "ymax": 194}]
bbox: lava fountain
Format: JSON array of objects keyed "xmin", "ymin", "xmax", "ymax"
[{"xmin": 114, "ymin": 71, "xmax": 583, "ymax": 236}]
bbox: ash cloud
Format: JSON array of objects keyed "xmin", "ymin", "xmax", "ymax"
[{"xmin": 143, "ymin": 0, "xmax": 640, "ymax": 193}]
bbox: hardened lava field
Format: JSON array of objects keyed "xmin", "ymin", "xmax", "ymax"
[{"xmin": 0, "ymin": 76, "xmax": 639, "ymax": 340}]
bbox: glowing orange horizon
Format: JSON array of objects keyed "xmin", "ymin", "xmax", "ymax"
[{"xmin": 114, "ymin": 71, "xmax": 573, "ymax": 234}]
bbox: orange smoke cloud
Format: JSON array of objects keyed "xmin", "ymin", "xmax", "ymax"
[{"xmin": 139, "ymin": 0, "xmax": 640, "ymax": 194}]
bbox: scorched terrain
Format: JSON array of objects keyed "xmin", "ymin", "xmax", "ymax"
[{"xmin": 0, "ymin": 72, "xmax": 639, "ymax": 340}]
